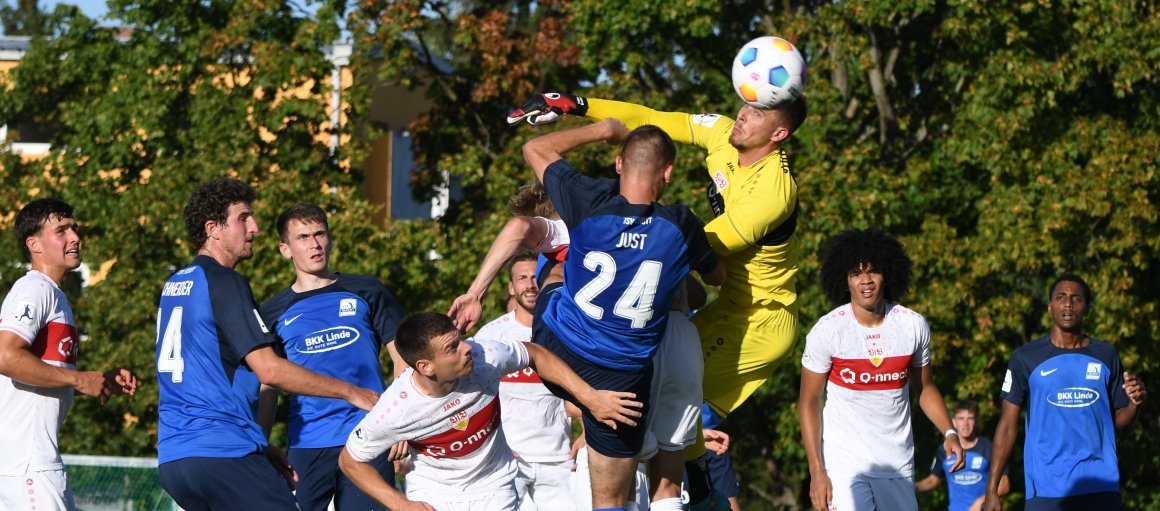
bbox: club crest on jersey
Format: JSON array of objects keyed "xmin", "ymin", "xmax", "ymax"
[
  {"xmin": 448, "ymin": 409, "xmax": 470, "ymax": 431},
  {"xmin": 691, "ymin": 114, "xmax": 720, "ymax": 127},
  {"xmin": 339, "ymin": 298, "xmax": 357, "ymax": 317},
  {"xmin": 1086, "ymin": 362, "xmax": 1101, "ymax": 380}
]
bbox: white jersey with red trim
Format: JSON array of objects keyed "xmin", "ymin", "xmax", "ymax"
[
  {"xmin": 801, "ymin": 303, "xmax": 930, "ymax": 478},
  {"xmin": 0, "ymin": 271, "xmax": 79, "ymax": 475},
  {"xmin": 476, "ymin": 311, "xmax": 571, "ymax": 463},
  {"xmin": 345, "ymin": 337, "xmax": 529, "ymax": 494}
]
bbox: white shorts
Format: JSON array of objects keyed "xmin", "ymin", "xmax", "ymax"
[
  {"xmin": 641, "ymin": 312, "xmax": 703, "ymax": 460},
  {"xmin": 571, "ymin": 448, "xmax": 649, "ymax": 510},
  {"xmin": 406, "ymin": 486, "xmax": 519, "ymax": 511},
  {"xmin": 0, "ymin": 469, "xmax": 75, "ymax": 511},
  {"xmin": 514, "ymin": 458, "xmax": 575, "ymax": 511},
  {"xmin": 827, "ymin": 472, "xmax": 917, "ymax": 511}
]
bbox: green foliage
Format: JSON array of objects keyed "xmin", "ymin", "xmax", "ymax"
[{"xmin": 2, "ymin": 0, "xmax": 1158, "ymax": 509}]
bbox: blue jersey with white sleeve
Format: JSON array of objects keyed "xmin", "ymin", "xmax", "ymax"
[
  {"xmin": 1000, "ymin": 335, "xmax": 1128, "ymax": 501},
  {"xmin": 156, "ymin": 256, "xmax": 275, "ymax": 463},
  {"xmin": 260, "ymin": 273, "xmax": 405, "ymax": 448},
  {"xmin": 541, "ymin": 159, "xmax": 718, "ymax": 371}
]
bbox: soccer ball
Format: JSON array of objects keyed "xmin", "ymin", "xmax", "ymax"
[{"xmin": 731, "ymin": 36, "xmax": 806, "ymax": 109}]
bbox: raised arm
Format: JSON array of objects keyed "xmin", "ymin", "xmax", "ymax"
[
  {"xmin": 447, "ymin": 215, "xmax": 551, "ymax": 332},
  {"xmin": 1114, "ymin": 371, "xmax": 1146, "ymax": 428},
  {"xmin": 522, "ymin": 119, "xmax": 628, "ymax": 183}
]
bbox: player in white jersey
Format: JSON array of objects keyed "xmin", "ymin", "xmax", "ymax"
[
  {"xmin": 339, "ymin": 312, "xmax": 641, "ymax": 511},
  {"xmin": 0, "ymin": 199, "xmax": 137, "ymax": 511},
  {"xmin": 473, "ymin": 253, "xmax": 576, "ymax": 511},
  {"xmin": 799, "ymin": 229, "xmax": 962, "ymax": 511}
]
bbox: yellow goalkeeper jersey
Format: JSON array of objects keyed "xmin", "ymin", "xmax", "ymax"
[{"xmin": 586, "ymin": 98, "xmax": 799, "ymax": 308}]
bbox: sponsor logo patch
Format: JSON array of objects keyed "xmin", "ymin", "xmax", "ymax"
[
  {"xmin": 1086, "ymin": 362, "xmax": 1101, "ymax": 380},
  {"xmin": 1048, "ymin": 386, "xmax": 1101, "ymax": 408},
  {"xmin": 691, "ymin": 114, "xmax": 720, "ymax": 127},
  {"xmin": 16, "ymin": 302, "xmax": 37, "ymax": 327},
  {"xmin": 1002, "ymin": 370, "xmax": 1012, "ymax": 393},
  {"xmin": 339, "ymin": 298, "xmax": 357, "ymax": 317}
]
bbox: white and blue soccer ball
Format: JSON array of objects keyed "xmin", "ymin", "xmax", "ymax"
[{"xmin": 731, "ymin": 36, "xmax": 807, "ymax": 109}]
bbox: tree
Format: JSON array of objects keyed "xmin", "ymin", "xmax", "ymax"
[
  {"xmin": 0, "ymin": 0, "xmax": 47, "ymax": 36},
  {"xmin": 3, "ymin": 1, "xmax": 1158, "ymax": 509}
]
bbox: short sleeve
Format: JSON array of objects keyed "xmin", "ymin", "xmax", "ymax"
[
  {"xmin": 530, "ymin": 217, "xmax": 570, "ymax": 254},
  {"xmin": 369, "ymin": 284, "xmax": 406, "ymax": 344},
  {"xmin": 677, "ymin": 207, "xmax": 719, "ymax": 276},
  {"xmin": 542, "ymin": 159, "xmax": 617, "ymax": 228},
  {"xmin": 801, "ymin": 324, "xmax": 834, "ymax": 374},
  {"xmin": 930, "ymin": 444, "xmax": 947, "ymax": 478},
  {"xmin": 1107, "ymin": 350, "xmax": 1130, "ymax": 410},
  {"xmin": 0, "ymin": 278, "xmax": 49, "ymax": 343},
  {"xmin": 913, "ymin": 316, "xmax": 931, "ymax": 368},
  {"xmin": 478, "ymin": 338, "xmax": 531, "ymax": 377},
  {"xmin": 1000, "ymin": 351, "xmax": 1030, "ymax": 407},
  {"xmin": 345, "ymin": 398, "xmax": 403, "ymax": 462},
  {"xmin": 209, "ymin": 271, "xmax": 275, "ymax": 365}
]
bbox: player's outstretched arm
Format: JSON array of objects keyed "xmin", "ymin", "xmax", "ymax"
[
  {"xmin": 0, "ymin": 332, "xmax": 135, "ymax": 404},
  {"xmin": 522, "ymin": 342, "xmax": 643, "ymax": 429},
  {"xmin": 523, "ymin": 119, "xmax": 628, "ymax": 183},
  {"xmin": 799, "ymin": 368, "xmax": 832, "ymax": 511},
  {"xmin": 983, "ymin": 400, "xmax": 1021, "ymax": 511},
  {"xmin": 339, "ymin": 448, "xmax": 434, "ymax": 511},
  {"xmin": 914, "ymin": 365, "xmax": 964, "ymax": 473},
  {"xmin": 448, "ymin": 215, "xmax": 550, "ymax": 333},
  {"xmin": 1114, "ymin": 371, "xmax": 1146, "ymax": 428},
  {"xmin": 246, "ymin": 346, "xmax": 379, "ymax": 411}
]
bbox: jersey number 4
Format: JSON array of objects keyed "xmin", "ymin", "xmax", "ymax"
[
  {"xmin": 157, "ymin": 307, "xmax": 185, "ymax": 383},
  {"xmin": 574, "ymin": 251, "xmax": 663, "ymax": 329}
]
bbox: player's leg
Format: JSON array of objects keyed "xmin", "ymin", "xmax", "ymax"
[
  {"xmin": 287, "ymin": 447, "xmax": 337, "ymax": 511},
  {"xmin": 333, "ymin": 447, "xmax": 395, "ymax": 511},
  {"xmin": 827, "ymin": 471, "xmax": 872, "ymax": 511},
  {"xmin": 0, "ymin": 469, "xmax": 74, "ymax": 511},
  {"xmin": 648, "ymin": 312, "xmax": 703, "ymax": 508},
  {"xmin": 866, "ymin": 476, "xmax": 918, "ymax": 511},
  {"xmin": 159, "ymin": 454, "xmax": 298, "ymax": 511},
  {"xmin": 587, "ymin": 446, "xmax": 640, "ymax": 510},
  {"xmin": 527, "ymin": 459, "xmax": 576, "ymax": 511},
  {"xmin": 514, "ymin": 457, "xmax": 538, "ymax": 511}
]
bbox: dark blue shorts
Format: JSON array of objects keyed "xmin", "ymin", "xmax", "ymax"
[
  {"xmin": 159, "ymin": 451, "xmax": 297, "ymax": 511},
  {"xmin": 1027, "ymin": 492, "xmax": 1124, "ymax": 511},
  {"xmin": 289, "ymin": 446, "xmax": 394, "ymax": 511},
  {"xmin": 705, "ymin": 450, "xmax": 741, "ymax": 498},
  {"xmin": 533, "ymin": 282, "xmax": 652, "ymax": 458}
]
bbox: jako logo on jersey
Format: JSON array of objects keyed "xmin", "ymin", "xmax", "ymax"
[
  {"xmin": 301, "ymin": 326, "xmax": 360, "ymax": 353},
  {"xmin": 1048, "ymin": 387, "xmax": 1101, "ymax": 408},
  {"xmin": 443, "ymin": 398, "xmax": 462, "ymax": 412},
  {"xmin": 1086, "ymin": 362, "xmax": 1102, "ymax": 380},
  {"xmin": 339, "ymin": 298, "xmax": 357, "ymax": 317}
]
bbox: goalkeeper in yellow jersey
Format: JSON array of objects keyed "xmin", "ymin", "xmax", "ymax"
[{"xmin": 508, "ymin": 92, "xmax": 807, "ymax": 508}]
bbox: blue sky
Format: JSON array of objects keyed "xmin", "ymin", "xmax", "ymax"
[{"xmin": 46, "ymin": 0, "xmax": 108, "ymax": 19}]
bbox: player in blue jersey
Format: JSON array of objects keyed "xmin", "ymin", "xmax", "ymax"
[
  {"xmin": 984, "ymin": 274, "xmax": 1147, "ymax": 511},
  {"xmin": 257, "ymin": 202, "xmax": 407, "ymax": 511},
  {"xmin": 522, "ymin": 118, "xmax": 725, "ymax": 511},
  {"xmin": 156, "ymin": 179, "xmax": 380, "ymax": 511},
  {"xmin": 916, "ymin": 401, "xmax": 1008, "ymax": 511}
]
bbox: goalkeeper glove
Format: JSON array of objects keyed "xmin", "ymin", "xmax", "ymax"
[{"xmin": 506, "ymin": 92, "xmax": 589, "ymax": 126}]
